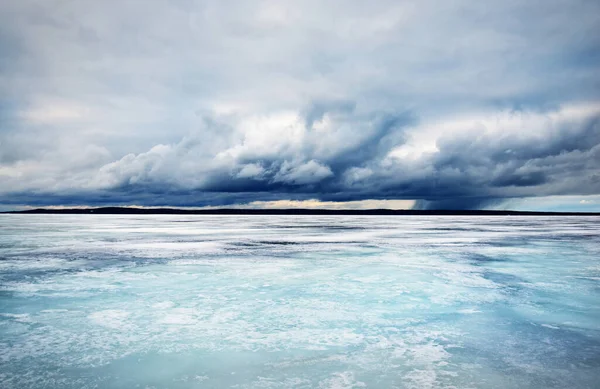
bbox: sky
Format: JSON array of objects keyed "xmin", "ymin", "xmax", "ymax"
[{"xmin": 0, "ymin": 0, "xmax": 599, "ymax": 211}]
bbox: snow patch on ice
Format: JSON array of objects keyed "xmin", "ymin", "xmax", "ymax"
[
  {"xmin": 318, "ymin": 372, "xmax": 366, "ymax": 389},
  {"xmin": 88, "ymin": 310, "xmax": 130, "ymax": 329}
]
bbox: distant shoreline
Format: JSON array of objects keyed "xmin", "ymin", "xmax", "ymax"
[{"xmin": 3, "ymin": 207, "xmax": 599, "ymax": 216}]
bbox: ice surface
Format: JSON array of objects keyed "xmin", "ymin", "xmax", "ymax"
[{"xmin": 0, "ymin": 215, "xmax": 599, "ymax": 388}]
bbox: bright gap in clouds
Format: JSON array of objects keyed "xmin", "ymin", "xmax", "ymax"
[{"xmin": 212, "ymin": 199, "xmax": 417, "ymax": 210}]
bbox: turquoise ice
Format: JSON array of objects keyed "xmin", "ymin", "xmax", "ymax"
[{"xmin": 1, "ymin": 215, "xmax": 599, "ymax": 388}]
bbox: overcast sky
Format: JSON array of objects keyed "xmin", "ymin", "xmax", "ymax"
[{"xmin": 1, "ymin": 0, "xmax": 599, "ymax": 211}]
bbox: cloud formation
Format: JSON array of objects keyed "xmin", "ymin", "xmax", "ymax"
[{"xmin": 0, "ymin": 0, "xmax": 599, "ymax": 209}]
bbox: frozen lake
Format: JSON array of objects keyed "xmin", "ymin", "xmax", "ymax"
[{"xmin": 1, "ymin": 215, "xmax": 599, "ymax": 388}]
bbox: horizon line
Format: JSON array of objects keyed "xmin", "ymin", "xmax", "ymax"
[{"xmin": 3, "ymin": 207, "xmax": 599, "ymax": 216}]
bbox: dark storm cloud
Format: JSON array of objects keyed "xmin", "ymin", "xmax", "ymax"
[
  {"xmin": 2, "ymin": 105, "xmax": 598, "ymax": 209},
  {"xmin": 0, "ymin": 0, "xmax": 599, "ymax": 209}
]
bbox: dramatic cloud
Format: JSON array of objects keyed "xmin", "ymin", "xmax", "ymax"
[{"xmin": 0, "ymin": 0, "xmax": 599, "ymax": 210}]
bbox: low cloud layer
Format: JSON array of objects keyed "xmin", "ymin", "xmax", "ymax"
[{"xmin": 1, "ymin": 0, "xmax": 599, "ymax": 210}]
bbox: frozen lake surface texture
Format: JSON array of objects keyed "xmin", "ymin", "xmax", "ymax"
[{"xmin": 1, "ymin": 215, "xmax": 599, "ymax": 389}]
